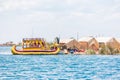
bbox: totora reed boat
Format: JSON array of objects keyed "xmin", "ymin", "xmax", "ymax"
[{"xmin": 11, "ymin": 38, "xmax": 60, "ymax": 55}]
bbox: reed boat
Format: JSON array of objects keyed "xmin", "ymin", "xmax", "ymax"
[{"xmin": 11, "ymin": 38, "xmax": 60, "ymax": 55}]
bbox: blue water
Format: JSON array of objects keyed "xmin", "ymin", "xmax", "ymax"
[{"xmin": 0, "ymin": 47, "xmax": 120, "ymax": 80}]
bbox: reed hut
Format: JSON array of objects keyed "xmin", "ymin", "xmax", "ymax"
[
  {"xmin": 79, "ymin": 36, "xmax": 99, "ymax": 51},
  {"xmin": 64, "ymin": 39, "xmax": 80, "ymax": 50},
  {"xmin": 96, "ymin": 37, "xmax": 120, "ymax": 49},
  {"xmin": 107, "ymin": 38, "xmax": 120, "ymax": 49},
  {"xmin": 59, "ymin": 39, "xmax": 74, "ymax": 50},
  {"xmin": 96, "ymin": 37, "xmax": 109, "ymax": 48},
  {"xmin": 96, "ymin": 37, "xmax": 120, "ymax": 54}
]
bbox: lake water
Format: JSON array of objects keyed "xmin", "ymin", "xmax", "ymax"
[{"xmin": 0, "ymin": 47, "xmax": 120, "ymax": 80}]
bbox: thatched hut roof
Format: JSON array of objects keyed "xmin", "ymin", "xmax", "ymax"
[
  {"xmin": 89, "ymin": 38, "xmax": 99, "ymax": 49},
  {"xmin": 78, "ymin": 36, "xmax": 99, "ymax": 50},
  {"xmin": 64, "ymin": 39, "xmax": 80, "ymax": 49},
  {"xmin": 96, "ymin": 37, "xmax": 120, "ymax": 49},
  {"xmin": 107, "ymin": 38, "xmax": 120, "ymax": 49}
]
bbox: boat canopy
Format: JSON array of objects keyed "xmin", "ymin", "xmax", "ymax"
[{"xmin": 22, "ymin": 38, "xmax": 46, "ymax": 49}]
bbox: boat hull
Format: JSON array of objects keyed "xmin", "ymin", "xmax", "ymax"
[{"xmin": 11, "ymin": 45, "xmax": 60, "ymax": 55}]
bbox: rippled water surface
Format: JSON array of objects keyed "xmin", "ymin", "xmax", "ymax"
[{"xmin": 0, "ymin": 47, "xmax": 120, "ymax": 80}]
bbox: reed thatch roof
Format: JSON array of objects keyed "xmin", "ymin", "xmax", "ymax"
[
  {"xmin": 64, "ymin": 39, "xmax": 80, "ymax": 49},
  {"xmin": 106, "ymin": 38, "xmax": 120, "ymax": 49},
  {"xmin": 89, "ymin": 38, "xmax": 99, "ymax": 50},
  {"xmin": 79, "ymin": 36, "xmax": 99, "ymax": 50}
]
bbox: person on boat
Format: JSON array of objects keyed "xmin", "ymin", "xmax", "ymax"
[{"xmin": 37, "ymin": 42, "xmax": 40, "ymax": 47}]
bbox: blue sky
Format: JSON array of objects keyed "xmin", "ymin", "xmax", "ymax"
[{"xmin": 0, "ymin": 0, "xmax": 120, "ymax": 43}]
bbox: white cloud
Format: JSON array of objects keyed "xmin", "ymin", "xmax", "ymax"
[
  {"xmin": 0, "ymin": 0, "xmax": 120, "ymax": 24},
  {"xmin": 0, "ymin": 0, "xmax": 120, "ymax": 42},
  {"xmin": 0, "ymin": 0, "xmax": 40, "ymax": 11}
]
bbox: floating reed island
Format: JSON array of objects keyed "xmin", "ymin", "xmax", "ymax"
[{"xmin": 59, "ymin": 36, "xmax": 120, "ymax": 55}]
